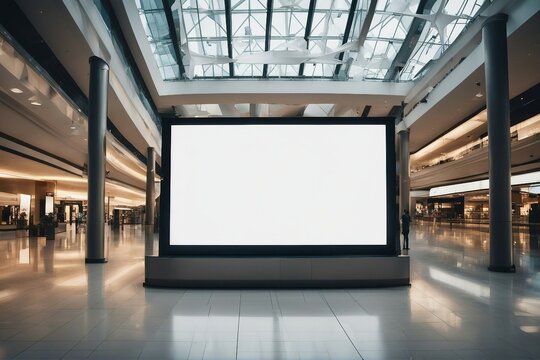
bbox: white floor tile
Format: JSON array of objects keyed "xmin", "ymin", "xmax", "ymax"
[{"xmin": 0, "ymin": 224, "xmax": 537, "ymax": 360}]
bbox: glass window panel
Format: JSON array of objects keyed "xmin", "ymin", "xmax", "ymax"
[
  {"xmin": 232, "ymin": 14, "xmax": 250, "ymax": 36},
  {"xmin": 316, "ymin": 0, "xmax": 351, "ymax": 10},
  {"xmin": 379, "ymin": 17, "xmax": 400, "ymax": 38},
  {"xmin": 367, "ymin": 13, "xmax": 384, "ymax": 37},
  {"xmin": 310, "ymin": 38, "xmax": 342, "ymax": 53},
  {"xmin": 289, "ymin": 11, "xmax": 308, "ymax": 35},
  {"xmin": 398, "ymin": 0, "xmax": 486, "ymax": 80},
  {"xmin": 326, "ymin": 13, "xmax": 349, "ymax": 36},
  {"xmin": 235, "ymin": 63, "xmax": 263, "ymax": 76},
  {"xmin": 187, "ymin": 41, "xmax": 200, "ymax": 52},
  {"xmin": 445, "ymin": 0, "xmax": 467, "ymax": 16},
  {"xmin": 209, "ymin": 0, "xmax": 226, "ymax": 9},
  {"xmin": 309, "ymin": 12, "xmax": 329, "ymax": 37},
  {"xmin": 394, "ymin": 18, "xmax": 410, "ymax": 39},
  {"xmin": 202, "ymin": 40, "xmax": 218, "ymax": 55},
  {"xmin": 183, "ymin": 13, "xmax": 198, "ymax": 36},
  {"xmin": 304, "ymin": 63, "xmax": 334, "ymax": 77},
  {"xmin": 138, "ymin": 0, "xmax": 163, "ymax": 10},
  {"xmin": 162, "ymin": 65, "xmax": 178, "ymax": 80},
  {"xmin": 270, "ymin": 10, "xmax": 308, "ymax": 39},
  {"xmin": 193, "ymin": 65, "xmax": 204, "ymax": 77},
  {"xmin": 447, "ymin": 20, "xmax": 466, "ymax": 44},
  {"xmin": 232, "ymin": 0, "xmax": 247, "ymax": 9},
  {"xmin": 139, "ymin": 0, "xmax": 484, "ymax": 79},
  {"xmin": 250, "ymin": 13, "xmax": 269, "ymax": 35},
  {"xmin": 268, "ymin": 64, "xmax": 300, "ymax": 76},
  {"xmin": 375, "ymin": 0, "xmax": 388, "ymax": 11},
  {"xmin": 235, "ymin": 0, "xmax": 267, "ymax": 10},
  {"xmin": 198, "ymin": 15, "xmax": 223, "ymax": 37},
  {"xmin": 373, "ymin": 40, "xmax": 389, "ymax": 56}
]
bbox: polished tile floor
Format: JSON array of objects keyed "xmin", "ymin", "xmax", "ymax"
[{"xmin": 0, "ymin": 223, "xmax": 539, "ymax": 359}]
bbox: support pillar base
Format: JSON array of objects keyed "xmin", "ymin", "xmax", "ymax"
[
  {"xmin": 85, "ymin": 258, "xmax": 108, "ymax": 264},
  {"xmin": 488, "ymin": 264, "xmax": 515, "ymax": 273}
]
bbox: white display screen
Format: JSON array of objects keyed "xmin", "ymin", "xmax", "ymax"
[{"xmin": 169, "ymin": 124, "xmax": 387, "ymax": 246}]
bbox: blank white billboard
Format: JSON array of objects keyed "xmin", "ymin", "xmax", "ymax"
[{"xmin": 169, "ymin": 124, "xmax": 387, "ymax": 246}]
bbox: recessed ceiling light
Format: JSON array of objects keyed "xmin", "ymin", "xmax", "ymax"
[
  {"xmin": 475, "ymin": 92, "xmax": 483, "ymax": 98},
  {"xmin": 30, "ymin": 100, "xmax": 42, "ymax": 106},
  {"xmin": 10, "ymin": 88, "xmax": 23, "ymax": 94},
  {"xmin": 70, "ymin": 125, "xmax": 77, "ymax": 130}
]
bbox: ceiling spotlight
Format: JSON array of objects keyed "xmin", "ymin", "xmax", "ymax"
[
  {"xmin": 475, "ymin": 92, "xmax": 483, "ymax": 98},
  {"xmin": 30, "ymin": 100, "xmax": 42, "ymax": 106},
  {"xmin": 69, "ymin": 121, "xmax": 79, "ymax": 135},
  {"xmin": 10, "ymin": 88, "xmax": 23, "ymax": 94}
]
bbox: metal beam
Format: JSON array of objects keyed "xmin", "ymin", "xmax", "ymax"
[
  {"xmin": 361, "ymin": 105, "xmax": 372, "ymax": 117},
  {"xmin": 344, "ymin": 0, "xmax": 378, "ymax": 78},
  {"xmin": 224, "ymin": 0, "xmax": 235, "ymax": 76},
  {"xmin": 334, "ymin": 0, "xmax": 358, "ymax": 77},
  {"xmin": 250, "ymin": 104, "xmax": 260, "ymax": 117},
  {"xmin": 299, "ymin": 0, "xmax": 317, "ymax": 76},
  {"xmin": 262, "ymin": 0, "xmax": 274, "ymax": 77},
  {"xmin": 162, "ymin": 0, "xmax": 186, "ymax": 78},
  {"xmin": 383, "ymin": 0, "xmax": 437, "ymax": 81},
  {"xmin": 357, "ymin": 0, "xmax": 378, "ymax": 46}
]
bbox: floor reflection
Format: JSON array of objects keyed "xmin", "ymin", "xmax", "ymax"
[{"xmin": 0, "ymin": 223, "xmax": 538, "ymax": 359}]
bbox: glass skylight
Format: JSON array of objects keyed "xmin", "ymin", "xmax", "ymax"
[
  {"xmin": 399, "ymin": 0, "xmax": 486, "ymax": 81},
  {"xmin": 135, "ymin": 0, "xmax": 486, "ymax": 81}
]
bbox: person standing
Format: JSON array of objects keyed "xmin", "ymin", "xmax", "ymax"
[{"xmin": 401, "ymin": 209, "xmax": 411, "ymax": 250}]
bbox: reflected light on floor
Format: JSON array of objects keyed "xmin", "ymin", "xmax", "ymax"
[
  {"xmin": 55, "ymin": 262, "xmax": 143, "ymax": 287},
  {"xmin": 56, "ymin": 273, "xmax": 87, "ymax": 287},
  {"xmin": 516, "ymin": 298, "xmax": 540, "ymax": 316},
  {"xmin": 104, "ymin": 262, "xmax": 143, "ymax": 286},
  {"xmin": 53, "ymin": 251, "xmax": 85, "ymax": 260},
  {"xmin": 18, "ymin": 247, "xmax": 29, "ymax": 264},
  {"xmin": 520, "ymin": 326, "xmax": 540, "ymax": 333},
  {"xmin": 0, "ymin": 290, "xmax": 17, "ymax": 303},
  {"xmin": 429, "ymin": 267, "xmax": 490, "ymax": 298}
]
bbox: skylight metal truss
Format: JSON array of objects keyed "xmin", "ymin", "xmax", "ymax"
[
  {"xmin": 134, "ymin": 0, "xmax": 487, "ymax": 81},
  {"xmin": 298, "ymin": 0, "xmax": 317, "ymax": 76},
  {"xmin": 398, "ymin": 0, "xmax": 486, "ymax": 81},
  {"xmin": 224, "ymin": 0, "xmax": 235, "ymax": 75},
  {"xmin": 136, "ymin": 0, "xmax": 183, "ymax": 80},
  {"xmin": 334, "ymin": 0, "xmax": 359, "ymax": 77}
]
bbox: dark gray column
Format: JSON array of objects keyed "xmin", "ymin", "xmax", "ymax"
[
  {"xmin": 483, "ymin": 14, "xmax": 514, "ymax": 272},
  {"xmin": 145, "ymin": 147, "xmax": 156, "ymax": 225},
  {"xmin": 396, "ymin": 128, "xmax": 410, "ymax": 255},
  {"xmin": 86, "ymin": 56, "xmax": 109, "ymax": 263},
  {"xmin": 398, "ymin": 129, "xmax": 410, "ymax": 218},
  {"xmin": 107, "ymin": 196, "xmax": 111, "ymax": 224}
]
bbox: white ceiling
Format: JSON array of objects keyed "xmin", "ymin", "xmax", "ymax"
[{"xmin": 0, "ymin": 32, "xmax": 150, "ymax": 204}]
